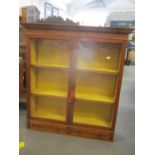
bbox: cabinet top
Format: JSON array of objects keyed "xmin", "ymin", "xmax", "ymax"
[{"xmin": 22, "ymin": 23, "xmax": 133, "ymax": 35}]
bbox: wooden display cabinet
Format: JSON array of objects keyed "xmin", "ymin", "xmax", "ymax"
[{"xmin": 23, "ymin": 23, "xmax": 132, "ymax": 141}]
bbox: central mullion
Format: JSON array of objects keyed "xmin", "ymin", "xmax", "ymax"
[{"xmin": 66, "ymin": 40, "xmax": 78, "ymax": 124}]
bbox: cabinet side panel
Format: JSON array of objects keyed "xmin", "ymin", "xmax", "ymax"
[{"xmin": 111, "ymin": 42, "xmax": 127, "ymax": 130}]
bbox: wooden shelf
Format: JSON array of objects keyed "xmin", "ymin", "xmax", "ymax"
[
  {"xmin": 32, "ymin": 110, "xmax": 66, "ymax": 121},
  {"xmin": 74, "ymin": 115, "xmax": 111, "ymax": 127},
  {"xmin": 31, "ymin": 89, "xmax": 67, "ymax": 98},
  {"xmin": 77, "ymin": 66, "xmax": 118, "ymax": 75},
  {"xmin": 31, "ymin": 63, "xmax": 68, "ymax": 70},
  {"xmin": 76, "ymin": 92, "xmax": 114, "ymax": 104}
]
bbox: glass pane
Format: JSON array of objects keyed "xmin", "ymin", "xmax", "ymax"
[
  {"xmin": 30, "ymin": 38, "xmax": 71, "ymax": 68},
  {"xmin": 31, "ymin": 68, "xmax": 68, "ymax": 98},
  {"xmin": 75, "ymin": 72, "xmax": 116, "ymax": 103},
  {"xmin": 31, "ymin": 95, "xmax": 66, "ymax": 121},
  {"xmin": 73, "ymin": 100, "xmax": 113, "ymax": 127},
  {"xmin": 77, "ymin": 41, "xmax": 121, "ymax": 72}
]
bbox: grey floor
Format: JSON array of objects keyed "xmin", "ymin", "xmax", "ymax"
[{"xmin": 19, "ymin": 66, "xmax": 135, "ymax": 155}]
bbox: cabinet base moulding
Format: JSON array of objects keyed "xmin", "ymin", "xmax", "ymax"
[{"xmin": 28, "ymin": 119, "xmax": 114, "ymax": 141}]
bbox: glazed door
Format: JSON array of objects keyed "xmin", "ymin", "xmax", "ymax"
[
  {"xmin": 71, "ymin": 39, "xmax": 122, "ymax": 128},
  {"xmin": 29, "ymin": 37, "xmax": 72, "ymax": 122}
]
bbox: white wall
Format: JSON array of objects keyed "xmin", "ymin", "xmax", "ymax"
[{"xmin": 72, "ymin": 9, "xmax": 109, "ymax": 26}]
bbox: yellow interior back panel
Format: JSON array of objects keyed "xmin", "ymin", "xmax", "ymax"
[
  {"xmin": 30, "ymin": 68, "xmax": 68, "ymax": 97},
  {"xmin": 75, "ymin": 72, "xmax": 116, "ymax": 103},
  {"xmin": 77, "ymin": 41, "xmax": 121, "ymax": 71},
  {"xmin": 73, "ymin": 100, "xmax": 113, "ymax": 127},
  {"xmin": 31, "ymin": 95, "xmax": 66, "ymax": 121},
  {"xmin": 31, "ymin": 68, "xmax": 37, "ymax": 90},
  {"xmin": 30, "ymin": 38, "xmax": 71, "ymax": 67},
  {"xmin": 30, "ymin": 39, "xmax": 37, "ymax": 64}
]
